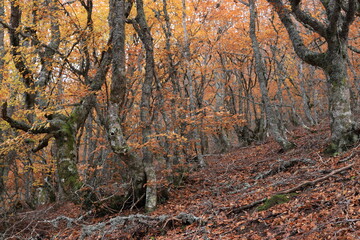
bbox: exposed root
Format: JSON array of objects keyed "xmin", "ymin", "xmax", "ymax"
[{"xmin": 80, "ymin": 212, "xmax": 203, "ymax": 239}]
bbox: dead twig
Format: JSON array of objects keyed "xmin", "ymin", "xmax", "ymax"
[
  {"xmin": 337, "ymin": 152, "xmax": 356, "ymax": 164},
  {"xmin": 255, "ymin": 158, "xmax": 315, "ymax": 179},
  {"xmin": 276, "ymin": 163, "xmax": 354, "ymax": 195}
]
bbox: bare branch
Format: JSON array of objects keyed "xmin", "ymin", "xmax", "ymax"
[
  {"xmin": 290, "ymin": 0, "xmax": 327, "ymax": 38},
  {"xmin": 1, "ymin": 102, "xmax": 31, "ymax": 132},
  {"xmin": 1, "ymin": 102, "xmax": 53, "ymax": 134},
  {"xmin": 341, "ymin": 0, "xmax": 358, "ymax": 38},
  {"xmin": 32, "ymin": 133, "xmax": 55, "ymax": 152},
  {"xmin": 267, "ymin": 0, "xmax": 327, "ymax": 68}
]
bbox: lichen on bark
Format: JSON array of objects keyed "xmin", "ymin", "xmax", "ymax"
[{"xmin": 55, "ymin": 120, "xmax": 82, "ymax": 201}]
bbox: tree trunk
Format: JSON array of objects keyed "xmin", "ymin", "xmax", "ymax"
[
  {"xmin": 133, "ymin": 0, "xmax": 158, "ymax": 212},
  {"xmin": 266, "ymin": 0, "xmax": 359, "ymax": 153},
  {"xmin": 299, "ymin": 63, "xmax": 316, "ymax": 125},
  {"xmin": 161, "ymin": 0, "xmax": 181, "ymax": 167},
  {"xmin": 54, "ymin": 122, "xmax": 81, "ymax": 201},
  {"xmin": 325, "ymin": 52, "xmax": 356, "ymax": 152},
  {"xmin": 214, "ymin": 72, "xmax": 230, "ymax": 153},
  {"xmin": 249, "ymin": 0, "xmax": 295, "ymax": 150},
  {"xmin": 107, "ymin": 0, "xmax": 147, "ymax": 207},
  {"xmin": 181, "ymin": 0, "xmax": 205, "ymax": 167}
]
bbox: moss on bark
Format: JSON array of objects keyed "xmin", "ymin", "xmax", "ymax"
[
  {"xmin": 55, "ymin": 119, "xmax": 82, "ymax": 202},
  {"xmin": 257, "ymin": 193, "xmax": 297, "ymax": 211}
]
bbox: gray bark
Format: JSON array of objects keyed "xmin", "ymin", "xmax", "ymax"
[
  {"xmin": 34, "ymin": 0, "xmax": 61, "ymax": 109},
  {"xmin": 213, "ymin": 71, "xmax": 231, "ymax": 152},
  {"xmin": 249, "ymin": 0, "xmax": 295, "ymax": 150},
  {"xmin": 162, "ymin": 0, "xmax": 181, "ymax": 166},
  {"xmin": 132, "ymin": 0, "xmax": 157, "ymax": 212},
  {"xmin": 181, "ymin": 0, "xmax": 205, "ymax": 167},
  {"xmin": 271, "ymin": 46, "xmax": 306, "ymax": 128},
  {"xmin": 267, "ymin": 0, "xmax": 359, "ymax": 152},
  {"xmin": 298, "ymin": 63, "xmax": 316, "ymax": 125},
  {"xmin": 107, "ymin": 0, "xmax": 146, "ymax": 202},
  {"xmin": 107, "ymin": 0, "xmax": 146, "ymax": 206}
]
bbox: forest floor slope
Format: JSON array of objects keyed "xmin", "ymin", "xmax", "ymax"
[{"xmin": 2, "ymin": 124, "xmax": 360, "ymax": 239}]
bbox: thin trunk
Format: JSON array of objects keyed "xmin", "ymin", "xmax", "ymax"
[
  {"xmin": 133, "ymin": 0, "xmax": 157, "ymax": 212},
  {"xmin": 214, "ymin": 71, "xmax": 230, "ymax": 153},
  {"xmin": 299, "ymin": 63, "xmax": 316, "ymax": 125},
  {"xmin": 161, "ymin": 0, "xmax": 181, "ymax": 167},
  {"xmin": 272, "ymin": 46, "xmax": 306, "ymax": 127},
  {"xmin": 34, "ymin": 0, "xmax": 60, "ymax": 109},
  {"xmin": 249, "ymin": 0, "xmax": 294, "ymax": 150},
  {"xmin": 181, "ymin": 0, "xmax": 205, "ymax": 167}
]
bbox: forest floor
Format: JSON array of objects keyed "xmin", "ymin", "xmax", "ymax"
[{"xmin": 2, "ymin": 123, "xmax": 360, "ymax": 239}]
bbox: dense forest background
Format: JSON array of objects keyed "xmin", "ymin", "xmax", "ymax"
[{"xmin": 0, "ymin": 0, "xmax": 359, "ymax": 238}]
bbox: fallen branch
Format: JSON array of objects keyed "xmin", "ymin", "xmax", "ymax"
[
  {"xmin": 276, "ymin": 163, "xmax": 354, "ymax": 195},
  {"xmin": 335, "ymin": 218, "xmax": 360, "ymax": 224},
  {"xmin": 229, "ymin": 163, "xmax": 355, "ymax": 214},
  {"xmin": 337, "ymin": 153, "xmax": 356, "ymax": 164},
  {"xmin": 255, "ymin": 158, "xmax": 315, "ymax": 179},
  {"xmin": 229, "ymin": 198, "xmax": 267, "ymax": 214},
  {"xmin": 43, "ymin": 216, "xmax": 79, "ymax": 228}
]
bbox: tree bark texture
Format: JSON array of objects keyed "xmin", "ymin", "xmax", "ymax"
[
  {"xmin": 132, "ymin": 0, "xmax": 158, "ymax": 212},
  {"xmin": 108, "ymin": 0, "xmax": 147, "ymax": 206},
  {"xmin": 267, "ymin": 0, "xmax": 359, "ymax": 152},
  {"xmin": 181, "ymin": 0, "xmax": 205, "ymax": 167},
  {"xmin": 249, "ymin": 0, "xmax": 295, "ymax": 150}
]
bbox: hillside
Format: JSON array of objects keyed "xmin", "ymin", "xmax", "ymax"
[{"xmin": 2, "ymin": 124, "xmax": 360, "ymax": 239}]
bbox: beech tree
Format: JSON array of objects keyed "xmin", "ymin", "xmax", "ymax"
[
  {"xmin": 0, "ymin": 0, "xmax": 358, "ymax": 215},
  {"xmin": 105, "ymin": 0, "xmax": 147, "ymax": 208},
  {"xmin": 249, "ymin": 0, "xmax": 295, "ymax": 150},
  {"xmin": 106, "ymin": 0, "xmax": 158, "ymax": 211},
  {"xmin": 1, "ymin": 0, "xmax": 112, "ymax": 202},
  {"xmin": 266, "ymin": 0, "xmax": 359, "ymax": 153}
]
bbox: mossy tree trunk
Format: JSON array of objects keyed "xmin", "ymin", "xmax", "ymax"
[
  {"xmin": 267, "ymin": 0, "xmax": 359, "ymax": 153},
  {"xmin": 54, "ymin": 121, "xmax": 81, "ymax": 201},
  {"xmin": 2, "ymin": 52, "xmax": 111, "ymax": 204},
  {"xmin": 1, "ymin": 0, "xmax": 112, "ymax": 204},
  {"xmin": 325, "ymin": 50, "xmax": 356, "ymax": 152}
]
